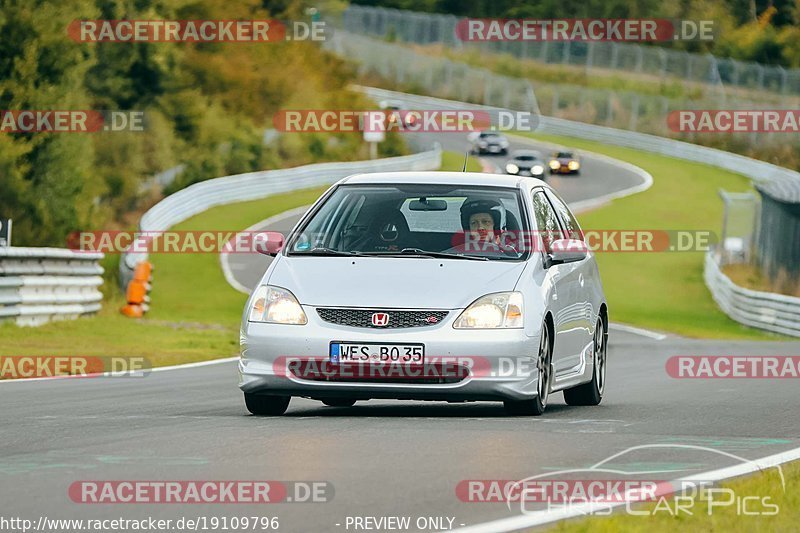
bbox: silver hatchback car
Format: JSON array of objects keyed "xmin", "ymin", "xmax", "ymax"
[{"xmin": 239, "ymin": 172, "xmax": 608, "ymax": 416}]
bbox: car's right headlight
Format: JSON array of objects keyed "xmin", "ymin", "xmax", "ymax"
[
  {"xmin": 549, "ymin": 160, "xmax": 561, "ymax": 170},
  {"xmin": 248, "ymin": 285, "xmax": 307, "ymax": 324},
  {"xmin": 506, "ymin": 163, "xmax": 519, "ymax": 174},
  {"xmin": 454, "ymin": 292, "xmax": 523, "ymax": 329}
]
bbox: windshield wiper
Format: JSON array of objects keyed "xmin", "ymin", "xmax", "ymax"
[
  {"xmin": 360, "ymin": 248, "xmax": 488, "ymax": 261},
  {"xmin": 293, "ymin": 247, "xmax": 361, "ymax": 256}
]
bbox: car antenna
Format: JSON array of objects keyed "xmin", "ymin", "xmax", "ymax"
[{"xmin": 461, "ymin": 151, "xmax": 469, "ymax": 172}]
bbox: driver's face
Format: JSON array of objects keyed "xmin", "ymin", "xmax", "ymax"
[{"xmin": 469, "ymin": 213, "xmax": 495, "ymax": 233}]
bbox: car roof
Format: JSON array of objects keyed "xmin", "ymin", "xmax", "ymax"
[{"xmin": 339, "ymin": 171, "xmax": 552, "ymax": 190}]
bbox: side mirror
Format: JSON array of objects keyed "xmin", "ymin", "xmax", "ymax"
[
  {"xmin": 548, "ymin": 238, "xmax": 587, "ymax": 266},
  {"xmin": 254, "ymin": 232, "xmax": 285, "ymax": 257}
]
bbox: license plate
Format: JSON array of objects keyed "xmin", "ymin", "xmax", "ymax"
[{"xmin": 330, "ymin": 342, "xmax": 424, "ymax": 364}]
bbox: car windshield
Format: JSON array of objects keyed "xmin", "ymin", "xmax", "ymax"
[
  {"xmin": 555, "ymin": 152, "xmax": 574, "ymax": 158},
  {"xmin": 515, "ymin": 155, "xmax": 537, "ymax": 161},
  {"xmin": 287, "ymin": 184, "xmax": 529, "ymax": 261}
]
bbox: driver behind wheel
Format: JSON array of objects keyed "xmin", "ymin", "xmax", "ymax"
[{"xmin": 459, "ymin": 198, "xmax": 505, "ymax": 248}]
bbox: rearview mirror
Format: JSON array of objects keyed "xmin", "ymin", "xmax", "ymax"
[
  {"xmin": 548, "ymin": 238, "xmax": 587, "ymax": 265},
  {"xmin": 408, "ymin": 198, "xmax": 448, "ymax": 211},
  {"xmin": 254, "ymin": 231, "xmax": 285, "ymax": 256}
]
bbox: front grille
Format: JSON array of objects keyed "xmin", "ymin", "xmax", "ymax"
[{"xmin": 316, "ymin": 308, "xmax": 449, "ymax": 329}]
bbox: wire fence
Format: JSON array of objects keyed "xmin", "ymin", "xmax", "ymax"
[
  {"xmin": 342, "ymin": 4, "xmax": 800, "ymax": 97},
  {"xmin": 325, "ymin": 29, "xmax": 795, "ymax": 148}
]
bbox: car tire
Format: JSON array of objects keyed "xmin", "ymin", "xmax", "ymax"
[
  {"xmin": 573, "ymin": 170, "xmax": 581, "ymax": 176},
  {"xmin": 503, "ymin": 325, "xmax": 552, "ymax": 416},
  {"xmin": 244, "ymin": 393, "xmax": 291, "ymax": 415},
  {"xmin": 564, "ymin": 317, "xmax": 606, "ymax": 406},
  {"xmin": 321, "ymin": 399, "xmax": 357, "ymax": 407}
]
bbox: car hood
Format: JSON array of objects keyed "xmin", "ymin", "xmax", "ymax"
[{"xmin": 267, "ymin": 256, "xmax": 527, "ymax": 309}]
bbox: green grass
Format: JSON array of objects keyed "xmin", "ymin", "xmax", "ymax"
[
  {"xmin": 440, "ymin": 150, "xmax": 482, "ymax": 171},
  {"xmin": 0, "ymin": 151, "xmax": 478, "ymax": 366},
  {"xmin": 0, "ymin": 186, "xmax": 330, "ymax": 366},
  {"xmin": 547, "ymin": 460, "xmax": 799, "ymax": 532},
  {"xmin": 520, "ymin": 133, "xmax": 783, "ymax": 340}
]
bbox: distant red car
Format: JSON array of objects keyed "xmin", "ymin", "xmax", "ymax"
[{"xmin": 549, "ymin": 151, "xmax": 581, "ymax": 175}]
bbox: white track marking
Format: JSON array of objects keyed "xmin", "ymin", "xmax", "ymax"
[
  {"xmin": 0, "ymin": 357, "xmax": 239, "ymax": 384},
  {"xmin": 219, "ymin": 205, "xmax": 311, "ymax": 294},
  {"xmin": 452, "ymin": 444, "xmax": 800, "ymax": 532},
  {"xmin": 610, "ymin": 322, "xmax": 668, "ymax": 340}
]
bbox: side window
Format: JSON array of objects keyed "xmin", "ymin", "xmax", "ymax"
[
  {"xmin": 546, "ymin": 190, "xmax": 584, "ymax": 241},
  {"xmin": 532, "ymin": 191, "xmax": 563, "ymax": 254}
]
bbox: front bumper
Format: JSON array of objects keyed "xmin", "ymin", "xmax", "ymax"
[
  {"xmin": 551, "ymin": 165, "xmax": 578, "ymax": 174},
  {"xmin": 239, "ymin": 306, "xmax": 541, "ymax": 402}
]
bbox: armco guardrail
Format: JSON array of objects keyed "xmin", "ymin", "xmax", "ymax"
[
  {"xmin": 704, "ymin": 251, "xmax": 800, "ymax": 337},
  {"xmin": 120, "ymin": 146, "xmax": 442, "ymax": 291},
  {"xmin": 0, "ymin": 247, "xmax": 104, "ymax": 326}
]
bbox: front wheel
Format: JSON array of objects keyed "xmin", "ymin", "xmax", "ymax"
[
  {"xmin": 244, "ymin": 393, "xmax": 290, "ymax": 415},
  {"xmin": 504, "ymin": 325, "xmax": 552, "ymax": 416},
  {"xmin": 563, "ymin": 317, "xmax": 606, "ymax": 406}
]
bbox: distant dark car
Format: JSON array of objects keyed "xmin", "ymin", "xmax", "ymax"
[
  {"xmin": 549, "ymin": 151, "xmax": 581, "ymax": 175},
  {"xmin": 379, "ymin": 99, "xmax": 417, "ymax": 127},
  {"xmin": 469, "ymin": 131, "xmax": 509, "ymax": 155},
  {"xmin": 504, "ymin": 150, "xmax": 546, "ymax": 179}
]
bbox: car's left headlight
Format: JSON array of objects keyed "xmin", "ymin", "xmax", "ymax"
[
  {"xmin": 248, "ymin": 285, "xmax": 307, "ymax": 324},
  {"xmin": 506, "ymin": 163, "xmax": 519, "ymax": 174},
  {"xmin": 568, "ymin": 160, "xmax": 580, "ymax": 170},
  {"xmin": 532, "ymin": 164, "xmax": 545, "ymax": 175},
  {"xmin": 454, "ymin": 292, "xmax": 523, "ymax": 329}
]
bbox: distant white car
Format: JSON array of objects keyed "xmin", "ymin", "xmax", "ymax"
[
  {"xmin": 505, "ymin": 150, "xmax": 546, "ymax": 179},
  {"xmin": 469, "ymin": 131, "xmax": 509, "ymax": 155},
  {"xmin": 239, "ymin": 172, "xmax": 608, "ymax": 417}
]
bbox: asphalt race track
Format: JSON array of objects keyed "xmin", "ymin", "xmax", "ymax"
[
  {"xmin": 3, "ymin": 138, "xmax": 799, "ymax": 532},
  {"xmin": 2, "ymin": 333, "xmax": 799, "ymax": 531}
]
